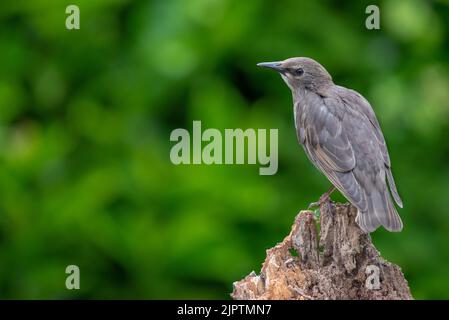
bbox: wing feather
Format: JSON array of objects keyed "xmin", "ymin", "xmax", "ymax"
[
  {"xmin": 337, "ymin": 87, "xmax": 403, "ymax": 207},
  {"xmin": 300, "ymin": 90, "xmax": 402, "ymax": 232}
]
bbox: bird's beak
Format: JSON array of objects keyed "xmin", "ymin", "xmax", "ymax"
[{"xmin": 257, "ymin": 61, "xmax": 284, "ymax": 72}]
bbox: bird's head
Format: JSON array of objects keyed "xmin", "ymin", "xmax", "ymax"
[{"xmin": 257, "ymin": 57, "xmax": 332, "ymax": 92}]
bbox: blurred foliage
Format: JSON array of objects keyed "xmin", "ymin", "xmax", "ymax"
[{"xmin": 0, "ymin": 0, "xmax": 448, "ymax": 299}]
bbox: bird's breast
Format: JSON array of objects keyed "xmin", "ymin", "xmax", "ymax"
[{"xmin": 293, "ymin": 101, "xmax": 307, "ymax": 145}]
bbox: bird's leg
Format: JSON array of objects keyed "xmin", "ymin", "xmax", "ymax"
[{"xmin": 308, "ymin": 186, "xmax": 336, "ymax": 210}]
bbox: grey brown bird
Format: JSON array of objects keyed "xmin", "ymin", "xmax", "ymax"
[{"xmin": 258, "ymin": 57, "xmax": 403, "ymax": 233}]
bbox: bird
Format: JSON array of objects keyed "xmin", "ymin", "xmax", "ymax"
[{"xmin": 257, "ymin": 57, "xmax": 403, "ymax": 233}]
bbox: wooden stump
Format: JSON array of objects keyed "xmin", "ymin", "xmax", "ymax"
[{"xmin": 231, "ymin": 201, "xmax": 413, "ymax": 300}]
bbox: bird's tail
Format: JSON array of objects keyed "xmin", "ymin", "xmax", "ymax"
[
  {"xmin": 355, "ymin": 186, "xmax": 403, "ymax": 233},
  {"xmin": 386, "ymin": 168, "xmax": 403, "ymax": 208}
]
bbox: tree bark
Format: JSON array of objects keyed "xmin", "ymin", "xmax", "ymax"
[{"xmin": 231, "ymin": 201, "xmax": 413, "ymax": 300}]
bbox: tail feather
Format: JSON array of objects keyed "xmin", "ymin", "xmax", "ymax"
[
  {"xmin": 355, "ymin": 187, "xmax": 403, "ymax": 233},
  {"xmin": 386, "ymin": 168, "xmax": 403, "ymax": 208}
]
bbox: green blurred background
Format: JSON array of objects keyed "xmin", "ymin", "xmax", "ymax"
[{"xmin": 0, "ymin": 0, "xmax": 448, "ymax": 299}]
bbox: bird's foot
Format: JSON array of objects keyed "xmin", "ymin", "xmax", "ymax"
[{"xmin": 308, "ymin": 186, "xmax": 336, "ymax": 210}]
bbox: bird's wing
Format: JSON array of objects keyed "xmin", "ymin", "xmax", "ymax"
[
  {"xmin": 337, "ymin": 87, "xmax": 391, "ymax": 166},
  {"xmin": 303, "ymin": 98, "xmax": 356, "ymax": 172},
  {"xmin": 337, "ymin": 87, "xmax": 403, "ymax": 208},
  {"xmin": 302, "ymin": 91, "xmax": 402, "ymax": 232},
  {"xmin": 300, "ymin": 94, "xmax": 368, "ymax": 212}
]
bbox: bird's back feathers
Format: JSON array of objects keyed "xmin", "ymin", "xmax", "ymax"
[{"xmin": 294, "ymin": 86, "xmax": 403, "ymax": 233}]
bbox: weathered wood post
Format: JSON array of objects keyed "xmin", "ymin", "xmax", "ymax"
[{"xmin": 231, "ymin": 202, "xmax": 412, "ymax": 300}]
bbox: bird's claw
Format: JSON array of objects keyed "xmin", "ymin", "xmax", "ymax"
[
  {"xmin": 307, "ymin": 187, "xmax": 335, "ymax": 210},
  {"xmin": 307, "ymin": 197, "xmax": 330, "ymax": 210},
  {"xmin": 307, "ymin": 201, "xmax": 321, "ymax": 210}
]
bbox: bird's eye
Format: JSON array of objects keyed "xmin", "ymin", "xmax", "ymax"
[{"xmin": 295, "ymin": 68, "xmax": 304, "ymax": 76}]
